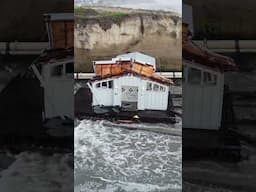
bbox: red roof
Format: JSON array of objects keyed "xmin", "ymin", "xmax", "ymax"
[
  {"xmin": 90, "ymin": 71, "xmax": 174, "ymax": 86},
  {"xmin": 183, "ymin": 41, "xmax": 237, "ymax": 71}
]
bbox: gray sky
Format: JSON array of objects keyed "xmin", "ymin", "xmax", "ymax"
[
  {"xmin": 112, "ymin": 0, "xmax": 181, "ymax": 14},
  {"xmin": 76, "ymin": 0, "xmax": 181, "ymax": 15}
]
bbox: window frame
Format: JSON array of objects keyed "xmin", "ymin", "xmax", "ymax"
[
  {"xmin": 50, "ymin": 64, "xmax": 64, "ymax": 77},
  {"xmin": 95, "ymin": 80, "xmax": 114, "ymax": 89},
  {"xmin": 96, "ymin": 82, "xmax": 101, "ymax": 88},
  {"xmin": 153, "ymin": 84, "xmax": 160, "ymax": 92},
  {"xmin": 203, "ymin": 71, "xmax": 217, "ymax": 86},
  {"xmin": 65, "ymin": 62, "xmax": 74, "ymax": 76},
  {"xmin": 160, "ymin": 86, "xmax": 166, "ymax": 92},
  {"xmin": 101, "ymin": 81, "xmax": 108, "ymax": 88},
  {"xmin": 146, "ymin": 82, "xmax": 152, "ymax": 91},
  {"xmin": 187, "ymin": 67, "xmax": 202, "ymax": 85},
  {"xmin": 108, "ymin": 80, "xmax": 113, "ymax": 89}
]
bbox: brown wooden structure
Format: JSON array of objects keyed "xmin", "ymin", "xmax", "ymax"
[
  {"xmin": 94, "ymin": 61, "xmax": 154, "ymax": 78},
  {"xmin": 44, "ymin": 13, "xmax": 74, "ymax": 49}
]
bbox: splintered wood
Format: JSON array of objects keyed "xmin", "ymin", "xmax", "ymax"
[
  {"xmin": 95, "ymin": 61, "xmax": 154, "ymax": 77},
  {"xmin": 182, "ymin": 23, "xmax": 236, "ymax": 71}
]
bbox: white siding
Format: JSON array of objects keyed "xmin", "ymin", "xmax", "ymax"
[
  {"xmin": 116, "ymin": 75, "xmax": 142, "ymax": 109},
  {"xmin": 42, "ymin": 62, "xmax": 74, "ymax": 119},
  {"xmin": 183, "ymin": 61, "xmax": 224, "ymax": 130},
  {"xmin": 91, "ymin": 79, "xmax": 114, "ymax": 106},
  {"xmin": 143, "ymin": 81, "xmax": 169, "ymax": 110},
  {"xmin": 91, "ymin": 74, "xmax": 169, "ymax": 111}
]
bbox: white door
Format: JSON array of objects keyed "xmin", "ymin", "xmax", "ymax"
[
  {"xmin": 121, "ymin": 86, "xmax": 138, "ymax": 111},
  {"xmin": 183, "ymin": 66, "xmax": 203, "ymax": 128},
  {"xmin": 43, "ymin": 62, "xmax": 74, "ymax": 119},
  {"xmin": 200, "ymin": 71, "xmax": 223, "ymax": 129},
  {"xmin": 183, "ymin": 63, "xmax": 223, "ymax": 130}
]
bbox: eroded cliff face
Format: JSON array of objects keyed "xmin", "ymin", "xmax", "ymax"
[{"xmin": 75, "ymin": 12, "xmax": 182, "ymax": 72}]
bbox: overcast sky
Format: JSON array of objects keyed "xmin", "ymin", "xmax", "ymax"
[
  {"xmin": 76, "ymin": 0, "xmax": 181, "ymax": 14},
  {"xmin": 113, "ymin": 0, "xmax": 181, "ymax": 14}
]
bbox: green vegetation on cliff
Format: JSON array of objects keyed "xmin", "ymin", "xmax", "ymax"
[
  {"xmin": 75, "ymin": 6, "xmax": 128, "ymax": 27},
  {"xmin": 74, "ymin": 6, "xmax": 182, "ymax": 72}
]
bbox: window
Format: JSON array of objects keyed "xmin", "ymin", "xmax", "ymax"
[
  {"xmin": 51, "ymin": 65, "xmax": 63, "ymax": 77},
  {"xmin": 102, "ymin": 81, "xmax": 108, "ymax": 88},
  {"xmin": 65, "ymin": 62, "xmax": 74, "ymax": 74},
  {"xmin": 146, "ymin": 82, "xmax": 152, "ymax": 91},
  {"xmin": 96, "ymin": 83, "xmax": 101, "ymax": 88},
  {"xmin": 153, "ymin": 84, "xmax": 159, "ymax": 91},
  {"xmin": 188, "ymin": 67, "xmax": 201, "ymax": 85},
  {"xmin": 108, "ymin": 80, "xmax": 113, "ymax": 88},
  {"xmin": 96, "ymin": 80, "xmax": 113, "ymax": 89},
  {"xmin": 160, "ymin": 86, "xmax": 166, "ymax": 92},
  {"xmin": 204, "ymin": 72, "xmax": 217, "ymax": 85}
]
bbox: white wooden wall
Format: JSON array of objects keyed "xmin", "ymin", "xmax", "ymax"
[
  {"xmin": 183, "ymin": 61, "xmax": 224, "ymax": 130},
  {"xmin": 91, "ymin": 74, "xmax": 169, "ymax": 111},
  {"xmin": 143, "ymin": 83, "xmax": 169, "ymax": 110},
  {"xmin": 42, "ymin": 62, "xmax": 74, "ymax": 119},
  {"xmin": 114, "ymin": 75, "xmax": 142, "ymax": 108},
  {"xmin": 91, "ymin": 80, "xmax": 114, "ymax": 106}
]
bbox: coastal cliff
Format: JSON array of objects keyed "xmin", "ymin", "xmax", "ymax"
[{"xmin": 75, "ymin": 7, "xmax": 182, "ymax": 72}]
